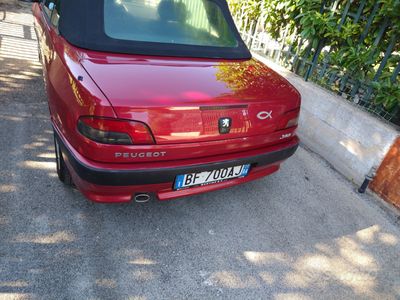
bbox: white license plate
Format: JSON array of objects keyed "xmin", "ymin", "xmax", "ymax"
[{"xmin": 174, "ymin": 164, "xmax": 251, "ymax": 190}]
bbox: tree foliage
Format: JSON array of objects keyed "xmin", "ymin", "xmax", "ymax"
[{"xmin": 228, "ymin": 0, "xmax": 400, "ymax": 119}]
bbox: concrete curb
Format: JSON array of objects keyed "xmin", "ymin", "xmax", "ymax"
[{"xmin": 253, "ymin": 52, "xmax": 399, "ymax": 185}]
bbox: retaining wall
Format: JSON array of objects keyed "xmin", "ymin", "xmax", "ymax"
[{"xmin": 253, "ymin": 52, "xmax": 399, "ymax": 186}]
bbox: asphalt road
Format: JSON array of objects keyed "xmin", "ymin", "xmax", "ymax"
[{"xmin": 1, "ymin": 4, "xmax": 400, "ymax": 300}]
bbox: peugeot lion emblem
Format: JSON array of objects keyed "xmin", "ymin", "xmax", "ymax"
[{"xmin": 219, "ymin": 117, "xmax": 232, "ymax": 134}]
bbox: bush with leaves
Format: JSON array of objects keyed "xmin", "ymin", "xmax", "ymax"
[{"xmin": 228, "ymin": 0, "xmax": 400, "ymax": 121}]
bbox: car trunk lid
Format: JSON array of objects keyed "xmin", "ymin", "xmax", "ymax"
[{"xmin": 80, "ymin": 54, "xmax": 300, "ymax": 145}]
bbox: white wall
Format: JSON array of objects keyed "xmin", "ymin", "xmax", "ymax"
[{"xmin": 253, "ymin": 52, "xmax": 399, "ymax": 185}]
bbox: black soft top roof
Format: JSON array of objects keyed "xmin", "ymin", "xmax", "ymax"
[{"xmin": 59, "ymin": 0, "xmax": 252, "ymax": 59}]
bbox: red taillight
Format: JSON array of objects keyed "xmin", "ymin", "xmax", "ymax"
[
  {"xmin": 285, "ymin": 116, "xmax": 299, "ymax": 129},
  {"xmin": 78, "ymin": 117, "xmax": 155, "ymax": 145},
  {"xmin": 277, "ymin": 108, "xmax": 300, "ymax": 130}
]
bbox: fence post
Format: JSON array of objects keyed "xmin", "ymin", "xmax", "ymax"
[
  {"xmin": 305, "ymin": 39, "xmax": 324, "ymax": 81},
  {"xmin": 292, "ymin": 38, "xmax": 304, "ymax": 74},
  {"xmin": 277, "ymin": 25, "xmax": 289, "ymax": 62},
  {"xmin": 373, "ymin": 34, "xmax": 398, "ymax": 81},
  {"xmin": 247, "ymin": 20, "xmax": 256, "ymax": 49},
  {"xmin": 353, "ymin": 0, "xmax": 367, "ymax": 23},
  {"xmin": 338, "ymin": 0, "xmax": 352, "ymax": 30},
  {"xmin": 391, "ymin": 61, "xmax": 400, "ymax": 83}
]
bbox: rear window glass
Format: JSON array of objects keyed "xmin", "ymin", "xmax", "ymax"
[{"xmin": 104, "ymin": 0, "xmax": 238, "ymax": 48}]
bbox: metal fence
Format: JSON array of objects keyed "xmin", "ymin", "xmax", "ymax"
[{"xmin": 233, "ymin": 0, "xmax": 400, "ymax": 125}]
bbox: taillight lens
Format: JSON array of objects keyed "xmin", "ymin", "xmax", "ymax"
[
  {"xmin": 78, "ymin": 117, "xmax": 154, "ymax": 145},
  {"xmin": 277, "ymin": 108, "xmax": 300, "ymax": 130},
  {"xmin": 285, "ymin": 116, "xmax": 299, "ymax": 129}
]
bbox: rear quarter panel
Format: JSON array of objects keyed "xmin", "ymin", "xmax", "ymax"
[{"xmin": 34, "ymin": 6, "xmax": 117, "ymax": 144}]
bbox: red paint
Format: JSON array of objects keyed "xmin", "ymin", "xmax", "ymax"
[
  {"xmin": 33, "ymin": 3, "xmax": 301, "ymax": 203},
  {"xmin": 370, "ymin": 137, "xmax": 400, "ymax": 209},
  {"xmin": 80, "ymin": 51, "xmax": 300, "ymax": 145}
]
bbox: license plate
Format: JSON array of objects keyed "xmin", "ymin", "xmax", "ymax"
[{"xmin": 174, "ymin": 164, "xmax": 251, "ymax": 190}]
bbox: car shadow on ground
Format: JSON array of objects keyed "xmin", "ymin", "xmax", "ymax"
[{"xmin": 1, "ymin": 126, "xmax": 400, "ymax": 299}]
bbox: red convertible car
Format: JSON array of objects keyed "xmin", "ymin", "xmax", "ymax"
[{"xmin": 29, "ymin": 0, "xmax": 301, "ymax": 203}]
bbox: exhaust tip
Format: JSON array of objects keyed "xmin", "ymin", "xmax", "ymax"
[{"xmin": 134, "ymin": 193, "xmax": 151, "ymax": 203}]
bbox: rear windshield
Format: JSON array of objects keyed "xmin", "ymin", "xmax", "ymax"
[
  {"xmin": 104, "ymin": 0, "xmax": 238, "ymax": 48},
  {"xmin": 59, "ymin": 0, "xmax": 251, "ymax": 59}
]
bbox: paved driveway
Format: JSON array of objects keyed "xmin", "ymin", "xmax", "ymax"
[{"xmin": 0, "ymin": 4, "xmax": 399, "ymax": 300}]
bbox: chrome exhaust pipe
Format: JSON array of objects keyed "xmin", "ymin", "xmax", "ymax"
[{"xmin": 134, "ymin": 193, "xmax": 151, "ymax": 203}]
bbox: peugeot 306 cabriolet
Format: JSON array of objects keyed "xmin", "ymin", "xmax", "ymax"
[{"xmin": 28, "ymin": 0, "xmax": 301, "ymax": 203}]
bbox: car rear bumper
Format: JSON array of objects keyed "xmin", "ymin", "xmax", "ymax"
[{"xmin": 54, "ymin": 127, "xmax": 299, "ymax": 202}]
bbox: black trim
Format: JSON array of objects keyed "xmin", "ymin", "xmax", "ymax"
[
  {"xmin": 200, "ymin": 105, "xmax": 248, "ymax": 111},
  {"xmin": 55, "ymin": 133, "xmax": 298, "ymax": 186}
]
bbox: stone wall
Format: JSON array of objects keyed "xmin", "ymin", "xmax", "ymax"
[{"xmin": 252, "ymin": 52, "xmax": 399, "ymax": 186}]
